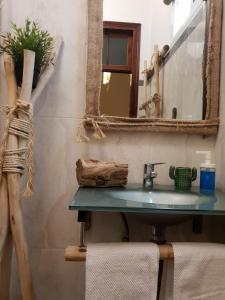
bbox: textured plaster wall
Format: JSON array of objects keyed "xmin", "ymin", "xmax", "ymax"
[{"xmin": 0, "ymin": 0, "xmax": 225, "ymax": 299}]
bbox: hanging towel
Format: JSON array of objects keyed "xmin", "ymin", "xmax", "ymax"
[
  {"xmin": 160, "ymin": 243, "xmax": 225, "ymax": 300},
  {"xmin": 85, "ymin": 243, "xmax": 159, "ymax": 300}
]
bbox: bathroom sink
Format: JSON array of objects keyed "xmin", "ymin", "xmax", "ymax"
[
  {"xmin": 70, "ymin": 184, "xmax": 225, "ymax": 226},
  {"xmin": 105, "ymin": 190, "xmax": 200, "ymax": 206},
  {"xmin": 104, "ymin": 188, "xmax": 205, "ymax": 226}
]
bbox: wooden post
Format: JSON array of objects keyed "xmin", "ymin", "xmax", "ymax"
[
  {"xmin": 18, "ymin": 50, "xmax": 35, "ymax": 161},
  {"xmin": 0, "ymin": 176, "xmax": 10, "ymax": 259},
  {"xmin": 4, "ymin": 54, "xmax": 35, "ymax": 300},
  {"xmin": 20, "ymin": 50, "xmax": 35, "ymax": 102},
  {"xmin": 139, "ymin": 60, "xmax": 153, "ymax": 117},
  {"xmin": 0, "ymin": 54, "xmax": 17, "ymax": 299},
  {"xmin": 153, "ymin": 45, "xmax": 160, "ymax": 95},
  {"xmin": 153, "ymin": 45, "xmax": 161, "ymax": 117},
  {"xmin": 0, "ymin": 176, "xmax": 12, "ymax": 300},
  {"xmin": 144, "ymin": 60, "xmax": 148, "ymax": 104},
  {"xmin": 0, "ymin": 231, "xmax": 12, "ymax": 300}
]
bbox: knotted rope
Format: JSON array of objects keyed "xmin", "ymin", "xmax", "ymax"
[
  {"xmin": 0, "ymin": 99, "xmax": 33, "ymax": 197},
  {"xmin": 77, "ymin": 116, "xmax": 106, "ymax": 142}
]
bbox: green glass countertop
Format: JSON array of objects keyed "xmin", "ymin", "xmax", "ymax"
[{"xmin": 69, "ymin": 184, "xmax": 225, "ymax": 215}]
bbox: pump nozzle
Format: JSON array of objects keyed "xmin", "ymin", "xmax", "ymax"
[
  {"xmin": 196, "ymin": 151, "xmax": 211, "ymax": 162},
  {"xmin": 196, "ymin": 151, "xmax": 215, "ymax": 168}
]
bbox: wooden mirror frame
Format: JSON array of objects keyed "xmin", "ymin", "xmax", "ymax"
[{"xmin": 85, "ymin": 0, "xmax": 222, "ymax": 135}]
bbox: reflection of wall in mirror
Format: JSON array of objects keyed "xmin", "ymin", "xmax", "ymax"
[
  {"xmin": 160, "ymin": 4, "xmax": 206, "ymax": 121},
  {"xmin": 103, "ymin": 0, "xmax": 172, "ymax": 117},
  {"xmin": 173, "ymin": 0, "xmax": 203, "ymax": 39}
]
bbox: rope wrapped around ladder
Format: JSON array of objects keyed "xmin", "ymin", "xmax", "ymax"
[{"xmin": 0, "ymin": 99, "xmax": 33, "ymax": 196}]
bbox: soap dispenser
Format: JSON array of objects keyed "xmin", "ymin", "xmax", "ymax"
[{"xmin": 196, "ymin": 151, "xmax": 216, "ymax": 193}]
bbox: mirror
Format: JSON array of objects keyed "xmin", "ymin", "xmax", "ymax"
[
  {"xmin": 101, "ymin": 0, "xmax": 206, "ymax": 120},
  {"xmin": 85, "ymin": 0, "xmax": 222, "ymax": 135}
]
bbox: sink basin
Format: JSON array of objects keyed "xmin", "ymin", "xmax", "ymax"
[
  {"xmin": 104, "ymin": 188, "xmax": 206, "ymax": 226},
  {"xmin": 70, "ymin": 183, "xmax": 222, "ymax": 231},
  {"xmin": 105, "ymin": 190, "xmax": 201, "ymax": 206},
  {"xmin": 70, "ymin": 183, "xmax": 225, "ymax": 229}
]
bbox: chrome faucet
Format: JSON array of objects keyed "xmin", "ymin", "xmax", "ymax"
[{"xmin": 143, "ymin": 163, "xmax": 165, "ymax": 189}]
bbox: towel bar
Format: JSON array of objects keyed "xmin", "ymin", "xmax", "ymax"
[
  {"xmin": 65, "ymin": 218, "xmax": 174, "ymax": 262},
  {"xmin": 64, "ymin": 244, "xmax": 174, "ymax": 262}
]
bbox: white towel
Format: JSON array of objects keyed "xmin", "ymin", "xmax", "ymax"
[
  {"xmin": 160, "ymin": 243, "xmax": 225, "ymax": 300},
  {"xmin": 85, "ymin": 243, "xmax": 159, "ymax": 300}
]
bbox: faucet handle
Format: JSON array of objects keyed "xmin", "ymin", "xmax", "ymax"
[
  {"xmin": 147, "ymin": 162, "xmax": 165, "ymax": 170},
  {"xmin": 149, "ymin": 162, "xmax": 165, "ymax": 166},
  {"xmin": 144, "ymin": 162, "xmax": 165, "ymax": 174}
]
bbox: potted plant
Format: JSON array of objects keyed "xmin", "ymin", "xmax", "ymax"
[{"xmin": 0, "ymin": 18, "xmax": 53, "ymax": 88}]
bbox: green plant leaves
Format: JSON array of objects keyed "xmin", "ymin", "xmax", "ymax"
[{"xmin": 0, "ymin": 18, "xmax": 53, "ymax": 88}]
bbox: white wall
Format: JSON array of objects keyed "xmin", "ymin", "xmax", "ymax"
[
  {"xmin": 103, "ymin": 0, "xmax": 172, "ymax": 74},
  {"xmin": 1, "ymin": 1, "xmax": 225, "ymax": 299}
]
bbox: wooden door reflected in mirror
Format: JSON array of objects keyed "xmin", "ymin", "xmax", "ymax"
[
  {"xmin": 100, "ymin": 72, "xmax": 132, "ymax": 117},
  {"xmin": 100, "ymin": 21, "xmax": 141, "ymax": 117}
]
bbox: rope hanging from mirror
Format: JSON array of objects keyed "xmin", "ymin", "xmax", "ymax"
[{"xmin": 77, "ymin": 116, "xmax": 106, "ymax": 142}]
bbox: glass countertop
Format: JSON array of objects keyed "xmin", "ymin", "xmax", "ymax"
[{"xmin": 69, "ymin": 184, "xmax": 225, "ymax": 216}]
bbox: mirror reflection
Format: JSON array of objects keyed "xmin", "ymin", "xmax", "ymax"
[{"xmin": 100, "ymin": 0, "xmax": 206, "ymax": 120}]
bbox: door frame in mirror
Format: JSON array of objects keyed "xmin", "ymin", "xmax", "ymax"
[{"xmin": 85, "ymin": 0, "xmax": 222, "ymax": 135}]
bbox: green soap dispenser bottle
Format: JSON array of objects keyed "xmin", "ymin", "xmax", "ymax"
[{"xmin": 196, "ymin": 151, "xmax": 216, "ymax": 193}]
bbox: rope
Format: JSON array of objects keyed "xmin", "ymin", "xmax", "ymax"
[
  {"xmin": 0, "ymin": 99, "xmax": 33, "ymax": 197},
  {"xmin": 76, "ymin": 116, "xmax": 106, "ymax": 142}
]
